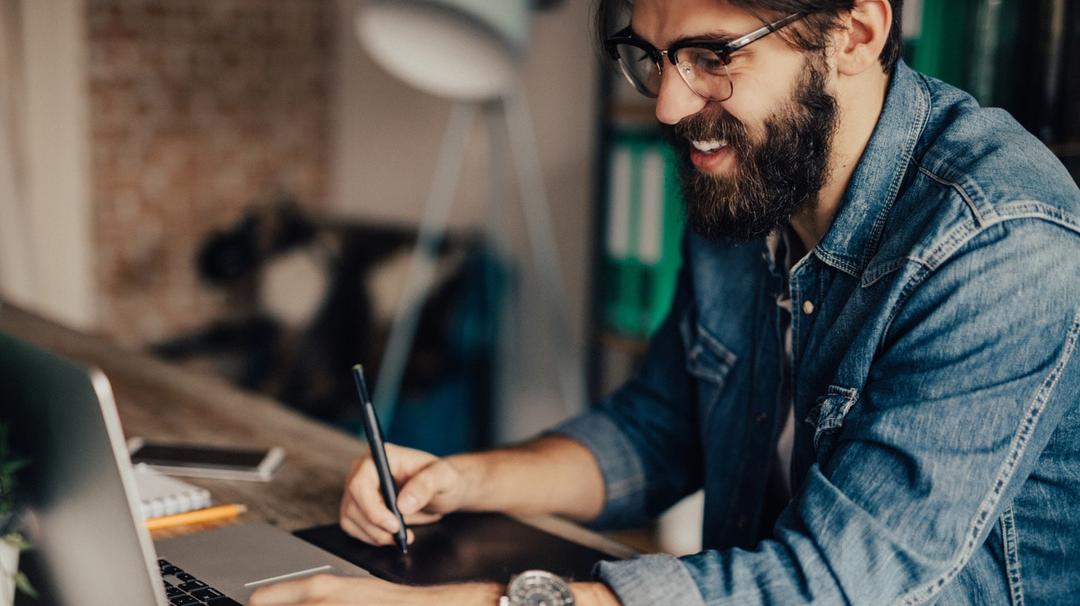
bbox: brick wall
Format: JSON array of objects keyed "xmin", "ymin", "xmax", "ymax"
[{"xmin": 87, "ymin": 0, "xmax": 334, "ymax": 347}]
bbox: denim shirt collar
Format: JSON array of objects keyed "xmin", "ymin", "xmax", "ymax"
[{"xmin": 812, "ymin": 60, "xmax": 931, "ymax": 277}]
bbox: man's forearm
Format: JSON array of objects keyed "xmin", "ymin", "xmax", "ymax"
[{"xmin": 447, "ymin": 435, "xmax": 606, "ymax": 522}]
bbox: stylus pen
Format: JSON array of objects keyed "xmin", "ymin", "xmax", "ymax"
[{"xmin": 351, "ymin": 364, "xmax": 409, "ymax": 555}]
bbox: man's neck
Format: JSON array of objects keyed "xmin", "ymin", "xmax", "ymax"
[{"xmin": 789, "ymin": 72, "xmax": 891, "ymax": 252}]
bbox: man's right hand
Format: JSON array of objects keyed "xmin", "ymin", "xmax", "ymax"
[
  {"xmin": 339, "ymin": 435, "xmax": 606, "ymax": 546},
  {"xmin": 339, "ymin": 443, "xmax": 471, "ymax": 547}
]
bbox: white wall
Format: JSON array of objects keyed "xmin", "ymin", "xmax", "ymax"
[
  {"xmin": 0, "ymin": 0, "xmax": 95, "ymax": 328},
  {"xmin": 329, "ymin": 0, "xmax": 601, "ymax": 439},
  {"xmin": 902, "ymin": 0, "xmax": 922, "ymax": 40},
  {"xmin": 0, "ymin": 1, "xmax": 32, "ymax": 305}
]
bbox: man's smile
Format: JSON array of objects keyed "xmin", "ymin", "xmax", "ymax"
[{"xmin": 689, "ymin": 137, "xmax": 734, "ymax": 172}]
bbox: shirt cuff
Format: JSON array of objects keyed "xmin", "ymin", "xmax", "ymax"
[
  {"xmin": 547, "ymin": 412, "xmax": 649, "ymax": 528},
  {"xmin": 593, "ymin": 554, "xmax": 707, "ymax": 606}
]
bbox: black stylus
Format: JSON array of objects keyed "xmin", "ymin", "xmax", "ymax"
[{"xmin": 351, "ymin": 364, "xmax": 409, "ymax": 555}]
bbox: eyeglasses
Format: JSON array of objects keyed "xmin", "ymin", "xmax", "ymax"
[{"xmin": 605, "ymin": 12, "xmax": 807, "ymax": 102}]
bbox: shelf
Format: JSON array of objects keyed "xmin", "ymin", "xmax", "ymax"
[
  {"xmin": 599, "ymin": 329, "xmax": 650, "ymax": 355},
  {"xmin": 609, "ymin": 102, "xmax": 660, "ymax": 126}
]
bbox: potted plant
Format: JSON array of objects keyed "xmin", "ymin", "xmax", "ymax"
[{"xmin": 0, "ymin": 422, "xmax": 35, "ymax": 604}]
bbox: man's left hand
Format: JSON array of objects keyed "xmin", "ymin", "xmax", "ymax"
[{"xmin": 248, "ymin": 574, "xmax": 503, "ymax": 605}]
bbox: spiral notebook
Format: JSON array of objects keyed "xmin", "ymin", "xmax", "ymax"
[{"xmin": 132, "ymin": 463, "xmax": 212, "ymax": 519}]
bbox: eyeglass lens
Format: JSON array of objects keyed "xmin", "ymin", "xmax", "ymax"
[{"xmin": 614, "ymin": 44, "xmax": 733, "ymax": 102}]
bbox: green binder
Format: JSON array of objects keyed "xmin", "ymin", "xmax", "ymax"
[
  {"xmin": 602, "ymin": 133, "xmax": 644, "ymax": 335},
  {"xmin": 912, "ymin": 0, "xmax": 979, "ymax": 90},
  {"xmin": 641, "ymin": 141, "xmax": 684, "ymax": 335},
  {"xmin": 602, "ymin": 130, "xmax": 685, "ymax": 338}
]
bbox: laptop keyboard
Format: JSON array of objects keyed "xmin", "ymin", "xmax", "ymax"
[{"xmin": 159, "ymin": 559, "xmax": 242, "ymax": 606}]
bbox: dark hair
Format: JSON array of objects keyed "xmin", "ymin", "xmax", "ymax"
[{"xmin": 595, "ymin": 0, "xmax": 904, "ymax": 73}]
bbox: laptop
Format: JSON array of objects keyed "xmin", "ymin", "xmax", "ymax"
[{"xmin": 1, "ymin": 331, "xmax": 370, "ymax": 605}]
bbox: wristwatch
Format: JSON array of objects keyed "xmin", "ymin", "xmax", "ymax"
[{"xmin": 499, "ymin": 570, "xmax": 575, "ymax": 606}]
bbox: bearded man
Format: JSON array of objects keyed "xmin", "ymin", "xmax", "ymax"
[{"xmin": 251, "ymin": 1, "xmax": 1080, "ymax": 604}]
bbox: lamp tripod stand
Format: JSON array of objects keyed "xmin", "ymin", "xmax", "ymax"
[{"xmin": 372, "ymin": 90, "xmax": 586, "ymax": 433}]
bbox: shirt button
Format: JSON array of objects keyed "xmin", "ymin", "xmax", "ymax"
[{"xmin": 802, "ymin": 300, "xmax": 815, "ymax": 315}]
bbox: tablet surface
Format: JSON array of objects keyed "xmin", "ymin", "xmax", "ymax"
[{"xmin": 294, "ymin": 512, "xmax": 619, "ymax": 584}]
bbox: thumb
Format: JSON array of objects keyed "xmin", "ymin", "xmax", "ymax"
[{"xmin": 396, "ymin": 459, "xmax": 458, "ymax": 516}]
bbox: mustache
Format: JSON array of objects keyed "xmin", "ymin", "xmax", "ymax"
[{"xmin": 663, "ymin": 109, "xmax": 752, "ymax": 155}]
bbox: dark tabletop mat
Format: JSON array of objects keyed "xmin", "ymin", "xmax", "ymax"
[{"xmin": 294, "ymin": 512, "xmax": 618, "ymax": 585}]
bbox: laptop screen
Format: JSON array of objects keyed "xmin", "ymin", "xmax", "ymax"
[{"xmin": 1, "ymin": 331, "xmax": 167, "ymax": 606}]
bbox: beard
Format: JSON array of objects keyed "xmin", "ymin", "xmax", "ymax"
[{"xmin": 664, "ymin": 55, "xmax": 839, "ymax": 243}]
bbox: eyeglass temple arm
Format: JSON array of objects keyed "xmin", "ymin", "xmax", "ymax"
[{"xmin": 725, "ymin": 11, "xmax": 806, "ymax": 53}]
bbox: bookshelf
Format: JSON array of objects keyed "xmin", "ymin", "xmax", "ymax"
[
  {"xmin": 587, "ymin": 62, "xmax": 681, "ymax": 400},
  {"xmin": 907, "ymin": 0, "xmax": 1080, "ymax": 181}
]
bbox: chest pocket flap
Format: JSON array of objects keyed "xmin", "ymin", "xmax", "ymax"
[
  {"xmin": 680, "ymin": 314, "xmax": 738, "ymax": 419},
  {"xmin": 808, "ymin": 385, "xmax": 859, "ymax": 459}
]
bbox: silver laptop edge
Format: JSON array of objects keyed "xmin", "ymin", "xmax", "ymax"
[
  {"xmin": 2, "ymin": 331, "xmax": 368, "ymax": 605},
  {"xmin": 88, "ymin": 368, "xmax": 170, "ymax": 604},
  {"xmin": 2, "ymin": 332, "xmax": 169, "ymax": 604}
]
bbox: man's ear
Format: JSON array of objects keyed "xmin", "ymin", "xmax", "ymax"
[{"xmin": 835, "ymin": 0, "xmax": 892, "ymax": 76}]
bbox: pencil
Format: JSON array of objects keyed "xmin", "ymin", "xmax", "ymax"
[{"xmin": 145, "ymin": 503, "xmax": 248, "ymax": 531}]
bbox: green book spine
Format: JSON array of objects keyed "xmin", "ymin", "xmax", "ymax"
[
  {"xmin": 635, "ymin": 141, "xmax": 665, "ymax": 336},
  {"xmin": 913, "ymin": 0, "xmax": 977, "ymax": 90},
  {"xmin": 604, "ymin": 132, "xmax": 687, "ymax": 337},
  {"xmin": 969, "ymin": 0, "xmax": 1005, "ymax": 105},
  {"xmin": 645, "ymin": 140, "xmax": 684, "ymax": 336},
  {"xmin": 602, "ymin": 133, "xmax": 644, "ymax": 335}
]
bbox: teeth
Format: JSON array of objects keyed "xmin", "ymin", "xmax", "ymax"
[{"xmin": 691, "ymin": 139, "xmax": 728, "ymax": 153}]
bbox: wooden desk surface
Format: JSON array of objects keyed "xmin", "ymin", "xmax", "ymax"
[{"xmin": 0, "ymin": 302, "xmax": 635, "ymax": 558}]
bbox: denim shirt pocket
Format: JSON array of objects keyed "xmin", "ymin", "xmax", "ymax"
[
  {"xmin": 680, "ymin": 314, "xmax": 738, "ymax": 423},
  {"xmin": 807, "ymin": 385, "xmax": 859, "ymax": 460}
]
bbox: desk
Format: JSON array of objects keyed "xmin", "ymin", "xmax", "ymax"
[{"xmin": 0, "ymin": 302, "xmax": 635, "ymax": 558}]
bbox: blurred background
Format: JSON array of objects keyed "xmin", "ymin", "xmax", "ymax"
[
  {"xmin": 0, "ymin": 0, "xmax": 601, "ymax": 452},
  {"xmin": 0, "ymin": 0, "xmax": 1077, "ymax": 555}
]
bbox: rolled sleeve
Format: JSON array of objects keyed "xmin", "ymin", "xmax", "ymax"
[
  {"xmin": 548, "ymin": 255, "xmax": 704, "ymax": 529},
  {"xmin": 593, "ymin": 555, "xmax": 707, "ymax": 606},
  {"xmin": 549, "ymin": 412, "xmax": 649, "ymax": 528}
]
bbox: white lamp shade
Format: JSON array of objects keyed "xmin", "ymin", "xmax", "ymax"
[{"xmin": 356, "ymin": 0, "xmax": 532, "ymax": 101}]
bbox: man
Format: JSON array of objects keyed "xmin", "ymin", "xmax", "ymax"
[{"xmin": 252, "ymin": 0, "xmax": 1080, "ymax": 603}]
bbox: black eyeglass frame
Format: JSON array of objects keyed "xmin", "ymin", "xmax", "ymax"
[{"xmin": 604, "ymin": 11, "xmax": 808, "ymax": 99}]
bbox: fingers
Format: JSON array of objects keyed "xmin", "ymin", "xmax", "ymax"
[
  {"xmin": 383, "ymin": 442, "xmax": 436, "ymax": 476},
  {"xmin": 341, "ymin": 486, "xmax": 442, "ymax": 534},
  {"xmin": 248, "ymin": 574, "xmax": 354, "ymax": 605},
  {"xmin": 249, "ymin": 574, "xmax": 409, "ymax": 605},
  {"xmin": 397, "ymin": 459, "xmax": 460, "ymax": 516},
  {"xmin": 341, "ymin": 455, "xmax": 397, "ymax": 527},
  {"xmin": 339, "ymin": 464, "xmax": 399, "ymax": 546},
  {"xmin": 403, "ymin": 511, "xmax": 443, "ymax": 526},
  {"xmin": 340, "ymin": 497, "xmax": 397, "ymax": 546},
  {"xmin": 340, "ymin": 454, "xmax": 444, "ymax": 546},
  {"xmin": 339, "ymin": 447, "xmax": 458, "ymax": 548}
]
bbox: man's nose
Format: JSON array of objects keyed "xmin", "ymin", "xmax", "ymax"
[{"xmin": 654, "ymin": 65, "xmax": 708, "ymax": 125}]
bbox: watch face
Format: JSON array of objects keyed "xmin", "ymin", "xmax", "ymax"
[{"xmin": 509, "ymin": 571, "xmax": 575, "ymax": 606}]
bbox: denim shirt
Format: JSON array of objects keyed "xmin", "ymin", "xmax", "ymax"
[{"xmin": 555, "ymin": 61, "xmax": 1080, "ymax": 605}]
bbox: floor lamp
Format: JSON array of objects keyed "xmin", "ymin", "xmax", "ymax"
[{"xmin": 355, "ymin": 0, "xmax": 586, "ymax": 431}]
